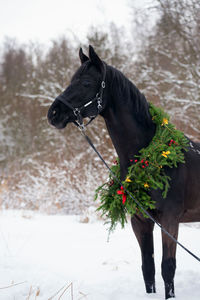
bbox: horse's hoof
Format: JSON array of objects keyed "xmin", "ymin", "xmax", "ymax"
[
  {"xmin": 165, "ymin": 282, "xmax": 175, "ymax": 299},
  {"xmin": 145, "ymin": 281, "xmax": 156, "ymax": 293}
]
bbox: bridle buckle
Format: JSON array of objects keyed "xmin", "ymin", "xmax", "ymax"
[
  {"xmin": 97, "ymin": 98, "xmax": 102, "ymax": 110},
  {"xmin": 73, "ymin": 108, "xmax": 80, "ymax": 116}
]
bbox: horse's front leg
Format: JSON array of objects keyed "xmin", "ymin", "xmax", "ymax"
[
  {"xmin": 161, "ymin": 218, "xmax": 179, "ymax": 299},
  {"xmin": 131, "ymin": 215, "xmax": 156, "ymax": 294}
]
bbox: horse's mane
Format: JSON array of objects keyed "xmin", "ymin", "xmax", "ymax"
[{"xmin": 107, "ymin": 65, "xmax": 152, "ymax": 126}]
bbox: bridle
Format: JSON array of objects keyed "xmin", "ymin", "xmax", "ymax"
[{"xmin": 55, "ymin": 63, "xmax": 106, "ymax": 130}]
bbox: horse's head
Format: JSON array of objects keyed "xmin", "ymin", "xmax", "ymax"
[{"xmin": 47, "ymin": 46, "xmax": 107, "ymax": 129}]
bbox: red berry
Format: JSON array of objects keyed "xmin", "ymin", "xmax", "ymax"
[
  {"xmin": 134, "ymin": 159, "xmax": 138, "ymax": 163},
  {"xmin": 142, "ymin": 165, "xmax": 145, "ymax": 168},
  {"xmin": 141, "ymin": 159, "xmax": 144, "ymax": 163},
  {"xmin": 109, "ymin": 180, "xmax": 114, "ymax": 186}
]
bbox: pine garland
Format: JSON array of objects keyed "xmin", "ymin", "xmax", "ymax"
[{"xmin": 95, "ymin": 103, "xmax": 189, "ymax": 232}]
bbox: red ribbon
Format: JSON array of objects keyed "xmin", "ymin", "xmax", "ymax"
[{"xmin": 117, "ymin": 186, "xmax": 127, "ymax": 204}]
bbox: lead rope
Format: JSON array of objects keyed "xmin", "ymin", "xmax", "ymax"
[{"xmin": 80, "ymin": 129, "xmax": 200, "ymax": 263}]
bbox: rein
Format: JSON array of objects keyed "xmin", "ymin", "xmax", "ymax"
[{"xmin": 81, "ymin": 129, "xmax": 200, "ymax": 263}]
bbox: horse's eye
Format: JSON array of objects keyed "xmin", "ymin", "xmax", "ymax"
[{"xmin": 82, "ymin": 81, "xmax": 91, "ymax": 87}]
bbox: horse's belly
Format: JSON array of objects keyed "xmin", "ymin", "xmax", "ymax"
[
  {"xmin": 184, "ymin": 150, "xmax": 200, "ymax": 211},
  {"xmin": 180, "ymin": 208, "xmax": 200, "ymax": 223}
]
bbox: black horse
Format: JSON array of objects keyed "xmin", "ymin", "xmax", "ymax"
[{"xmin": 47, "ymin": 46, "xmax": 200, "ymax": 299}]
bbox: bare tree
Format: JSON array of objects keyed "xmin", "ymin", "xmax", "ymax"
[{"xmin": 130, "ymin": 0, "xmax": 200, "ymax": 140}]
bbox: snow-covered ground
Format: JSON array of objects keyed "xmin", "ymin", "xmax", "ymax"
[{"xmin": 0, "ymin": 210, "xmax": 200, "ymax": 300}]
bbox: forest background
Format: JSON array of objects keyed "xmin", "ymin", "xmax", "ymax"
[{"xmin": 0, "ymin": 0, "xmax": 199, "ymax": 215}]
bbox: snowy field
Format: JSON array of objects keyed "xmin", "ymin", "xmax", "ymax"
[{"xmin": 0, "ymin": 210, "xmax": 200, "ymax": 300}]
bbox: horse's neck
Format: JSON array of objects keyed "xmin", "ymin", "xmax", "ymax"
[
  {"xmin": 102, "ymin": 68, "xmax": 155, "ymax": 178},
  {"xmin": 104, "ymin": 108, "xmax": 153, "ymax": 159}
]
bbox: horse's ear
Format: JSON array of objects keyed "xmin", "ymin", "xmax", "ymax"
[
  {"xmin": 89, "ymin": 45, "xmax": 104, "ymax": 71},
  {"xmin": 79, "ymin": 48, "xmax": 89, "ymax": 64}
]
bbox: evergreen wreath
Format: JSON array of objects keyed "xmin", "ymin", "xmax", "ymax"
[{"xmin": 95, "ymin": 103, "xmax": 189, "ymax": 232}]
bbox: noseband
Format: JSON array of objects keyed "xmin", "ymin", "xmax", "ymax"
[{"xmin": 56, "ymin": 63, "xmax": 106, "ymax": 130}]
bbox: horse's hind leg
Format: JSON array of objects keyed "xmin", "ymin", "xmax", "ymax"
[
  {"xmin": 161, "ymin": 219, "xmax": 179, "ymax": 299},
  {"xmin": 131, "ymin": 215, "xmax": 156, "ymax": 293}
]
